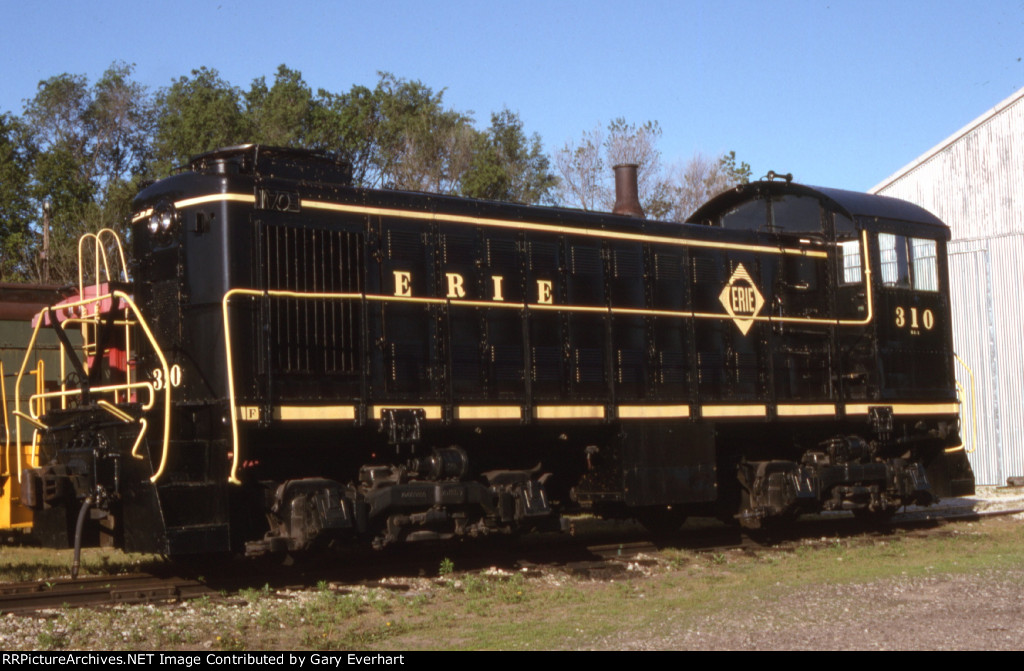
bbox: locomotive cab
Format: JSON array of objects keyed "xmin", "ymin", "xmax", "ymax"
[{"xmin": 688, "ymin": 180, "xmax": 973, "ymax": 525}]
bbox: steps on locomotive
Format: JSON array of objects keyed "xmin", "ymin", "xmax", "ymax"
[
  {"xmin": 164, "ymin": 523, "xmax": 232, "ymax": 555},
  {"xmin": 154, "ymin": 481, "xmax": 231, "ymax": 555}
]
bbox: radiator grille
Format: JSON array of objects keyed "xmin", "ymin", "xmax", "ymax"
[{"xmin": 258, "ymin": 224, "xmax": 363, "ymax": 375}]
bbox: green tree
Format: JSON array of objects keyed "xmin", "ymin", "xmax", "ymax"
[
  {"xmin": 152, "ymin": 67, "xmax": 246, "ymax": 172},
  {"xmin": 0, "ymin": 113, "xmax": 37, "ymax": 280},
  {"xmin": 460, "ymin": 108, "xmax": 556, "ymax": 204},
  {"xmin": 3, "ymin": 64, "xmax": 573, "ymax": 282},
  {"xmin": 157, "ymin": 68, "xmax": 555, "ymax": 203},
  {"xmin": 28, "ymin": 141, "xmax": 96, "ymax": 281},
  {"xmin": 306, "ymin": 72, "xmax": 476, "ymax": 193},
  {"xmin": 22, "ymin": 72, "xmax": 95, "ymax": 231},
  {"xmin": 89, "ymin": 63, "xmax": 154, "ymax": 189},
  {"xmin": 18, "ymin": 62, "xmax": 153, "ymax": 282},
  {"xmin": 24, "ymin": 63, "xmax": 152, "ymax": 195},
  {"xmin": 308, "ymin": 84, "xmax": 381, "ymax": 185},
  {"xmin": 245, "ymin": 65, "xmax": 314, "ymax": 146},
  {"xmin": 719, "ymin": 150, "xmax": 752, "ymax": 185},
  {"xmin": 22, "ymin": 73, "xmax": 91, "ymax": 164}
]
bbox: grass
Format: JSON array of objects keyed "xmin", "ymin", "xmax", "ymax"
[
  {"xmin": 0, "ymin": 545, "xmax": 164, "ymax": 582},
  {"xmin": 4, "ymin": 515, "xmax": 1023, "ymax": 650}
]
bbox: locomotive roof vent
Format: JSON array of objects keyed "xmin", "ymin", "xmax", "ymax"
[
  {"xmin": 187, "ymin": 145, "xmax": 353, "ymax": 185},
  {"xmin": 612, "ymin": 163, "xmax": 645, "ymax": 219}
]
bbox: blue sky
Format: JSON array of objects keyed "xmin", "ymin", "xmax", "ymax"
[{"xmin": 2, "ymin": 0, "xmax": 1022, "ymax": 192}]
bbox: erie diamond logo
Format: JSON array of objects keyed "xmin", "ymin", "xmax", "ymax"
[{"xmin": 718, "ymin": 263, "xmax": 765, "ymax": 335}]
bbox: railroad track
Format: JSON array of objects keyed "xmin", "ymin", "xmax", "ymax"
[
  {"xmin": 575, "ymin": 505, "xmax": 1024, "ymax": 564},
  {"xmin": 1, "ymin": 504, "xmax": 1019, "ymax": 614},
  {"xmin": 0, "ymin": 573, "xmax": 215, "ymax": 614},
  {"xmin": 897, "ymin": 504, "xmax": 1024, "ymax": 524}
]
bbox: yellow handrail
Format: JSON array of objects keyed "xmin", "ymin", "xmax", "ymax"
[
  {"xmin": 76, "ymin": 229, "xmax": 130, "ymax": 364},
  {"xmin": 78, "ymin": 228, "xmax": 129, "ymax": 297},
  {"xmin": 221, "ymin": 288, "xmax": 364, "ymax": 485},
  {"xmin": 1, "ymin": 360, "xmax": 8, "ymax": 475},
  {"xmin": 953, "ymin": 354, "xmax": 978, "ymax": 453},
  {"xmin": 14, "ymin": 290, "xmax": 172, "ymax": 484}
]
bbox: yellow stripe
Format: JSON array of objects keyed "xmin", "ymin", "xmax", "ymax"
[
  {"xmin": 355, "ymin": 292, "xmax": 871, "ymax": 328},
  {"xmin": 132, "ymin": 194, "xmax": 257, "ymax": 223},
  {"xmin": 306, "ymin": 200, "xmax": 828, "ymax": 257},
  {"xmin": 845, "ymin": 402, "xmax": 959, "ymax": 416},
  {"xmin": 140, "ymin": 192, "xmax": 824, "ymax": 258},
  {"xmin": 446, "ymin": 299, "xmax": 519, "ymax": 309},
  {"xmin": 366, "ymin": 294, "xmax": 446, "ymax": 306},
  {"xmin": 278, "ymin": 406, "xmax": 356, "ymax": 421},
  {"xmin": 702, "ymin": 404, "xmax": 767, "ymax": 418},
  {"xmin": 456, "ymin": 406, "xmax": 523, "ymax": 420},
  {"xmin": 618, "ymin": 404, "xmax": 690, "ymax": 419},
  {"xmin": 776, "ymin": 404, "xmax": 837, "ymax": 417},
  {"xmin": 233, "ymin": 402, "xmax": 960, "ymax": 424},
  {"xmin": 530, "ymin": 303, "xmax": 608, "ymax": 313},
  {"xmin": 371, "ymin": 405, "xmax": 443, "ymax": 420},
  {"xmin": 534, "ymin": 405, "xmax": 605, "ymax": 419},
  {"xmin": 131, "ymin": 208, "xmax": 153, "ymax": 223},
  {"xmin": 177, "ymin": 193, "xmax": 256, "ymax": 209}
]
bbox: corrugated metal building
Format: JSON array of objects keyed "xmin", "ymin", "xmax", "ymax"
[{"xmin": 871, "ymin": 87, "xmax": 1024, "ymax": 485}]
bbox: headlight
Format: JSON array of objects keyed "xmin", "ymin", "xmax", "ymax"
[
  {"xmin": 159, "ymin": 209, "xmax": 174, "ymax": 231},
  {"xmin": 148, "ymin": 202, "xmax": 178, "ymax": 236}
]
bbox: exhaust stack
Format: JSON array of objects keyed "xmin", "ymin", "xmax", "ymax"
[{"xmin": 611, "ymin": 164, "xmax": 644, "ymax": 218}]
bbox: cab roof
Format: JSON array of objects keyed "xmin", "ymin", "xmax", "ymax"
[{"xmin": 687, "ymin": 180, "xmax": 946, "ymax": 229}]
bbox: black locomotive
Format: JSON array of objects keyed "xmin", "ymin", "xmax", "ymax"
[{"xmin": 15, "ymin": 145, "xmax": 974, "ymax": 557}]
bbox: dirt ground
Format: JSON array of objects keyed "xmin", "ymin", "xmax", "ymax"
[
  {"xmin": 596, "ymin": 486, "xmax": 1024, "ymax": 650},
  {"xmin": 593, "ymin": 567, "xmax": 1024, "ymax": 650}
]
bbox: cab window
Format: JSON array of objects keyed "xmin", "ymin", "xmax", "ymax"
[
  {"xmin": 839, "ymin": 240, "xmax": 862, "ymax": 284},
  {"xmin": 719, "ymin": 194, "xmax": 825, "ymax": 235},
  {"xmin": 720, "ymin": 199, "xmax": 767, "ymax": 231},
  {"xmin": 911, "ymin": 238, "xmax": 938, "ymax": 291},
  {"xmin": 879, "ymin": 233, "xmax": 938, "ymax": 291},
  {"xmin": 770, "ymin": 195, "xmax": 822, "ymax": 234},
  {"xmin": 835, "ymin": 213, "xmax": 862, "ymax": 285},
  {"xmin": 879, "ymin": 233, "xmax": 909, "ymax": 288}
]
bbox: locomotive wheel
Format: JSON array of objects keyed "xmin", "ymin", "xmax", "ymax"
[{"xmin": 635, "ymin": 506, "xmax": 687, "ymax": 535}]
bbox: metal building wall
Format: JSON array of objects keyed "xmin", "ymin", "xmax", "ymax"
[{"xmin": 872, "ymin": 88, "xmax": 1024, "ymax": 485}]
